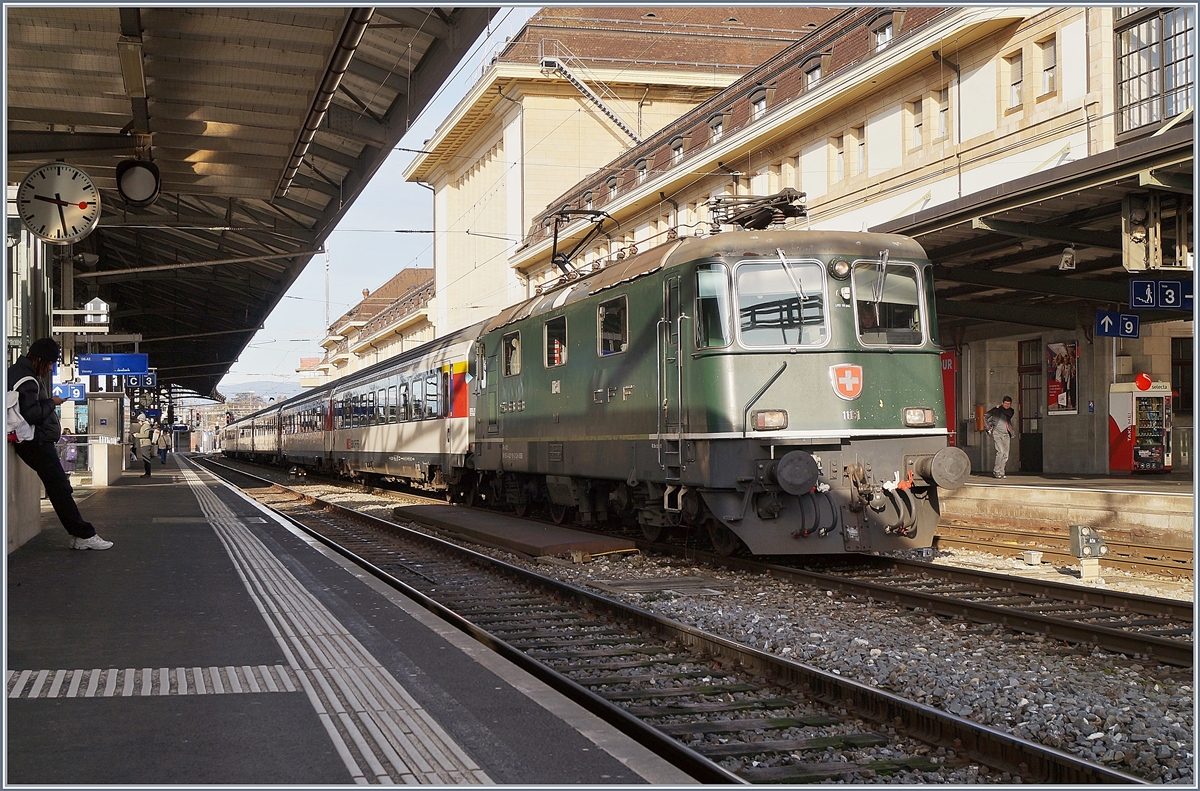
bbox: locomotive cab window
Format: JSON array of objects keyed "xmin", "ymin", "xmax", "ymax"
[
  {"xmin": 736, "ymin": 259, "xmax": 827, "ymax": 347},
  {"xmin": 544, "ymin": 316, "xmax": 567, "ymax": 367},
  {"xmin": 502, "ymin": 332, "xmax": 522, "ymax": 376},
  {"xmin": 853, "ymin": 261, "xmax": 924, "ymax": 346},
  {"xmin": 695, "ymin": 263, "xmax": 732, "ymax": 348},
  {"xmin": 598, "ymin": 296, "xmax": 628, "ymax": 355}
]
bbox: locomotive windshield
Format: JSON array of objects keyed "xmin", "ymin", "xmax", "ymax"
[
  {"xmin": 735, "ymin": 260, "xmax": 827, "ymax": 347},
  {"xmin": 853, "ymin": 261, "xmax": 924, "ymax": 346}
]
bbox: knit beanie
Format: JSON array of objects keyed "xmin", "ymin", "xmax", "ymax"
[{"xmin": 27, "ymin": 337, "xmax": 60, "ymax": 362}]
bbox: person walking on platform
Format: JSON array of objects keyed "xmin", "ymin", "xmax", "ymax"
[
  {"xmin": 155, "ymin": 422, "xmax": 170, "ymax": 464},
  {"xmin": 134, "ymin": 417, "xmax": 154, "ymax": 477},
  {"xmin": 7, "ymin": 338, "xmax": 112, "ymax": 550},
  {"xmin": 984, "ymin": 396, "xmax": 1015, "ymax": 479}
]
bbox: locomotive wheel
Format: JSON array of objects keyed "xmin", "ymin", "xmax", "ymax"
[
  {"xmin": 514, "ymin": 499, "xmax": 530, "ymax": 518},
  {"xmin": 549, "ymin": 501, "xmax": 571, "ymax": 525},
  {"xmin": 706, "ymin": 519, "xmax": 743, "ymax": 556},
  {"xmin": 640, "ymin": 522, "xmax": 663, "ymax": 542}
]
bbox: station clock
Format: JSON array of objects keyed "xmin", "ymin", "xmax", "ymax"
[{"xmin": 16, "ymin": 162, "xmax": 102, "ymax": 245}]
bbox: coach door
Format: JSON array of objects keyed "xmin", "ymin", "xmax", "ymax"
[{"xmin": 658, "ymin": 276, "xmax": 684, "ymax": 483}]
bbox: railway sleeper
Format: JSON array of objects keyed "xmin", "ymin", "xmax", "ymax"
[
  {"xmin": 655, "ymin": 716, "xmax": 841, "ymax": 735},
  {"xmin": 738, "ymin": 756, "xmax": 945, "ymax": 783},
  {"xmin": 598, "ymin": 683, "xmax": 762, "ymax": 700},
  {"xmin": 623, "ymin": 698, "xmax": 799, "ymax": 716},
  {"xmin": 572, "ymin": 670, "xmax": 731, "ymax": 686},
  {"xmin": 695, "ymin": 732, "xmax": 888, "ymax": 757}
]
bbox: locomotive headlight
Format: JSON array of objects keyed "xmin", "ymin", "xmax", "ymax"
[
  {"xmin": 752, "ymin": 409, "xmax": 789, "ymax": 430},
  {"xmin": 828, "ymin": 258, "xmax": 851, "ymax": 279},
  {"xmin": 903, "ymin": 407, "xmax": 936, "ymax": 427}
]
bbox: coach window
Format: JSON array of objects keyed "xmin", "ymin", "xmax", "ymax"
[
  {"xmin": 852, "ymin": 261, "xmax": 924, "ymax": 346},
  {"xmin": 545, "ymin": 316, "xmax": 567, "ymax": 367},
  {"xmin": 598, "ymin": 296, "xmax": 628, "ymax": 355},
  {"xmin": 696, "ymin": 263, "xmax": 733, "ymax": 348},
  {"xmin": 388, "ymin": 385, "xmax": 398, "ymax": 422},
  {"xmin": 367, "ymin": 390, "xmax": 377, "ymax": 425},
  {"xmin": 377, "ymin": 388, "xmax": 387, "ymax": 423},
  {"xmin": 502, "ymin": 332, "xmax": 522, "ymax": 376},
  {"xmin": 399, "ymin": 382, "xmax": 410, "ymax": 421},
  {"xmin": 736, "ymin": 260, "xmax": 827, "ymax": 347},
  {"xmin": 426, "ymin": 372, "xmax": 440, "ymax": 418},
  {"xmin": 442, "ymin": 370, "xmax": 452, "ymax": 417},
  {"xmin": 411, "ymin": 378, "xmax": 424, "ymax": 420}
]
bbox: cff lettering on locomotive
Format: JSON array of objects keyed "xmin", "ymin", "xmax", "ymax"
[{"xmin": 225, "ymin": 191, "xmax": 970, "ymax": 556}]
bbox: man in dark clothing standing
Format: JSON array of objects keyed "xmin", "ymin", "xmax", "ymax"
[
  {"xmin": 984, "ymin": 396, "xmax": 1016, "ymax": 479},
  {"xmin": 8, "ymin": 338, "xmax": 112, "ymax": 550}
]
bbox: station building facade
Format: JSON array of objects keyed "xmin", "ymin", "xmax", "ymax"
[
  {"xmin": 506, "ymin": 6, "xmax": 1194, "ymax": 476},
  {"xmin": 404, "ymin": 6, "xmax": 840, "ymax": 336}
]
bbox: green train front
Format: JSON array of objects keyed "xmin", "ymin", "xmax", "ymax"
[{"xmin": 471, "ymin": 230, "xmax": 970, "ymax": 555}]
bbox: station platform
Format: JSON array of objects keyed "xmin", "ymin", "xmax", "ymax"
[
  {"xmin": 941, "ymin": 471, "xmax": 1195, "ymax": 556},
  {"xmin": 5, "ymin": 455, "xmax": 697, "ymax": 785}
]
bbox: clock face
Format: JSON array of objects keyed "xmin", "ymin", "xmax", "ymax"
[{"xmin": 16, "ymin": 162, "xmax": 102, "ymax": 245}]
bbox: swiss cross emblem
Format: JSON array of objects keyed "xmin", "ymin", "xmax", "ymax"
[{"xmin": 829, "ymin": 364, "xmax": 863, "ymax": 400}]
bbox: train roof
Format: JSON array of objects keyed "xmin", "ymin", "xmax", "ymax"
[
  {"xmin": 228, "ymin": 320, "xmax": 487, "ymax": 424},
  {"xmin": 486, "ymin": 229, "xmax": 928, "ymax": 333}
]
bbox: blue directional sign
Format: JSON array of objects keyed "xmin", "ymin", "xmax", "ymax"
[
  {"xmin": 124, "ymin": 372, "xmax": 157, "ymax": 388},
  {"xmin": 1096, "ymin": 311, "xmax": 1121, "ymax": 337},
  {"xmin": 76, "ymin": 353, "xmax": 149, "ymax": 375},
  {"xmin": 1129, "ymin": 279, "xmax": 1194, "ymax": 311},
  {"xmin": 1096, "ymin": 310, "xmax": 1140, "ymax": 338},
  {"xmin": 1119, "ymin": 313, "xmax": 1140, "ymax": 338},
  {"xmin": 1130, "ymin": 279, "xmax": 1157, "ymax": 308},
  {"xmin": 144, "ymin": 408, "xmax": 162, "ymax": 419},
  {"xmin": 52, "ymin": 383, "xmax": 86, "ymax": 403}
]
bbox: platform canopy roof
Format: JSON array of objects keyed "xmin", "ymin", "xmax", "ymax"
[
  {"xmin": 7, "ymin": 6, "xmax": 496, "ymax": 398},
  {"xmin": 873, "ymin": 125, "xmax": 1194, "ymax": 343}
]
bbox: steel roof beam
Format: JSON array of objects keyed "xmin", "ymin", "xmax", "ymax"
[
  {"xmin": 1139, "ymin": 169, "xmax": 1193, "ymax": 194},
  {"xmin": 324, "ymin": 103, "xmax": 388, "ymax": 147},
  {"xmin": 8, "ymin": 131, "xmax": 144, "ymax": 158},
  {"xmin": 932, "ymin": 265, "xmax": 1127, "ymax": 302},
  {"xmin": 345, "ymin": 57, "xmax": 409, "ymax": 95},
  {"xmin": 372, "ymin": 7, "xmax": 448, "ymax": 40},
  {"xmin": 971, "ymin": 217, "xmax": 1122, "ymax": 251},
  {"xmin": 937, "ymin": 298, "xmax": 1079, "ymax": 330}
]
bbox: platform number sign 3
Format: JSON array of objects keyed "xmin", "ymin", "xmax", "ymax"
[{"xmin": 16, "ymin": 162, "xmax": 102, "ymax": 245}]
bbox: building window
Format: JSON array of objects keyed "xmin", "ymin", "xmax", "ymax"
[
  {"xmin": 910, "ymin": 99, "xmax": 923, "ymax": 148},
  {"xmin": 1172, "ymin": 337, "xmax": 1193, "ymax": 414},
  {"xmin": 751, "ymin": 96, "xmax": 767, "ymax": 120},
  {"xmin": 584, "ymin": 191, "xmax": 593, "ymax": 210},
  {"xmin": 635, "ymin": 159, "xmax": 648, "ymax": 184},
  {"xmin": 855, "ymin": 127, "xmax": 866, "ymax": 173},
  {"xmin": 1116, "ymin": 7, "xmax": 1196, "ymax": 135},
  {"xmin": 607, "ymin": 177, "xmax": 618, "ymax": 200},
  {"xmin": 834, "ymin": 136, "xmax": 845, "ymax": 181},
  {"xmin": 937, "ymin": 88, "xmax": 950, "ymax": 137},
  {"xmin": 1039, "ymin": 37, "xmax": 1057, "ymax": 95},
  {"xmin": 805, "ymin": 64, "xmax": 821, "ymax": 90},
  {"xmin": 710, "ymin": 117, "xmax": 724, "ymax": 142},
  {"xmin": 874, "ymin": 22, "xmax": 893, "ymax": 52},
  {"xmin": 670, "ymin": 136, "xmax": 685, "ymax": 165},
  {"xmin": 1006, "ymin": 53, "xmax": 1023, "ymax": 109}
]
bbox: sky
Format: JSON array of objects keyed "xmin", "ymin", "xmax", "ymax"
[{"xmin": 217, "ymin": 7, "xmax": 539, "ymax": 397}]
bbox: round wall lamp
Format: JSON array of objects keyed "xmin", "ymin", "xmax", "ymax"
[{"xmin": 115, "ymin": 159, "xmax": 161, "ymax": 208}]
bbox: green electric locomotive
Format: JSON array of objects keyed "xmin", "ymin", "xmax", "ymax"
[{"xmin": 468, "ymin": 227, "xmax": 970, "ymax": 555}]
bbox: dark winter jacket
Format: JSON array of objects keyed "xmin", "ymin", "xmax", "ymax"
[
  {"xmin": 984, "ymin": 405, "xmax": 1015, "ymax": 437},
  {"xmin": 7, "ymin": 356, "xmax": 61, "ymax": 442}
]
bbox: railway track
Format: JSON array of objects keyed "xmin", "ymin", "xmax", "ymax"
[
  {"xmin": 207, "ymin": 457, "xmax": 1194, "ymax": 668},
  {"xmin": 934, "ymin": 523, "xmax": 1193, "ymax": 578},
  {"xmin": 194, "ymin": 456, "xmax": 1146, "ymax": 784}
]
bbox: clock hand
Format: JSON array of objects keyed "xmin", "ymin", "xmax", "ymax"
[
  {"xmin": 56, "ymin": 193, "xmax": 68, "ymax": 236},
  {"xmin": 34, "ymin": 194, "xmax": 91, "ymax": 210}
]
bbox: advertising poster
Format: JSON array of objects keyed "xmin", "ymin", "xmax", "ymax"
[{"xmin": 1046, "ymin": 341, "xmax": 1078, "ymax": 415}]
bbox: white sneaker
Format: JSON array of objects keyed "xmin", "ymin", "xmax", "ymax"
[{"xmin": 72, "ymin": 535, "xmax": 113, "ymax": 551}]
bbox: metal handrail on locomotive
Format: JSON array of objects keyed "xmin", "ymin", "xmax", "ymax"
[{"xmin": 224, "ymin": 191, "xmax": 971, "ymax": 556}]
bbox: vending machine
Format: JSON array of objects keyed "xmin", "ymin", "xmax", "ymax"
[{"xmin": 1109, "ymin": 380, "xmax": 1172, "ymax": 472}]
